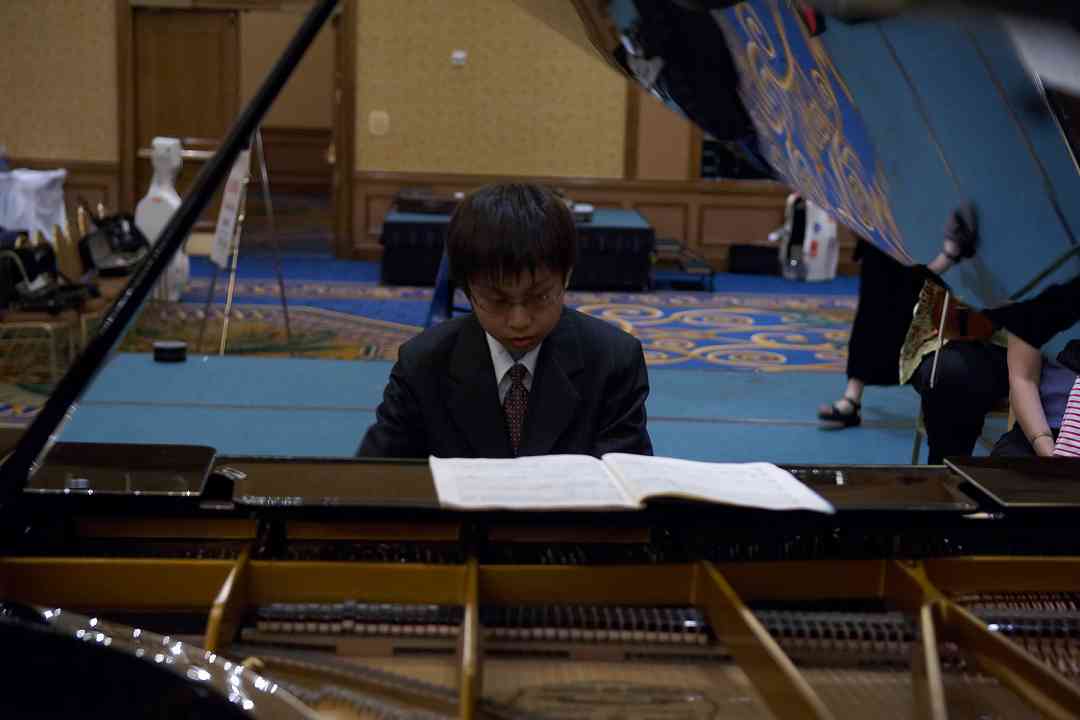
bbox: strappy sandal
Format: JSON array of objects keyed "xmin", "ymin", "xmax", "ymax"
[{"xmin": 817, "ymin": 397, "xmax": 862, "ymax": 427}]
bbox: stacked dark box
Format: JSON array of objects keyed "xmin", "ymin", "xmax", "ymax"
[
  {"xmin": 729, "ymin": 244, "xmax": 780, "ymax": 275},
  {"xmin": 379, "ymin": 211, "xmax": 449, "ymax": 286},
  {"xmin": 568, "ymin": 208, "xmax": 654, "ymax": 291},
  {"xmin": 380, "ymin": 208, "xmax": 655, "ymax": 290}
]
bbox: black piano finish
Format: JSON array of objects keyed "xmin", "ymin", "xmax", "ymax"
[{"xmin": 8, "ymin": 446, "xmax": 1080, "ymax": 564}]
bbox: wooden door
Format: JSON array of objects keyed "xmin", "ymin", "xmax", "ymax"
[{"xmin": 134, "ymin": 8, "xmax": 240, "ymax": 227}]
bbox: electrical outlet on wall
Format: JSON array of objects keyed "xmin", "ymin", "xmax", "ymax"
[
  {"xmin": 451, "ymin": 49, "xmax": 467, "ymax": 66},
  {"xmin": 369, "ymin": 110, "xmax": 390, "ymax": 136}
]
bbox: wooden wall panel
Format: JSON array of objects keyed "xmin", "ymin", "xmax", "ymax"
[
  {"xmin": 260, "ymin": 126, "xmax": 332, "ymax": 193},
  {"xmin": 66, "ymin": 166, "xmax": 121, "ymax": 219},
  {"xmin": 10, "ymin": 158, "xmax": 121, "ymax": 231},
  {"xmin": 634, "ymin": 89, "xmax": 694, "ymax": 181},
  {"xmin": 700, "ymin": 204, "xmax": 784, "ymax": 246},
  {"xmin": 591, "ymin": 201, "xmax": 624, "ymax": 211},
  {"xmin": 700, "ymin": 203, "xmax": 785, "ymax": 268},
  {"xmin": 836, "ymin": 223, "xmax": 861, "ymax": 276},
  {"xmin": 362, "ymin": 193, "xmax": 396, "ymax": 250},
  {"xmin": 634, "ymin": 203, "xmax": 689, "ymax": 243}
]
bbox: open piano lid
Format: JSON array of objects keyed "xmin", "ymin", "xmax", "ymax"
[
  {"xmin": 527, "ymin": 0, "xmax": 1080, "ymax": 353},
  {"xmin": 0, "ymin": 0, "xmax": 341, "ymax": 517}
]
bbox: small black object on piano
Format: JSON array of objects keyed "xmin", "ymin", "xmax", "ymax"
[{"xmin": 153, "ymin": 340, "xmax": 187, "ymax": 363}]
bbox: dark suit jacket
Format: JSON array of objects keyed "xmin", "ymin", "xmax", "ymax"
[{"xmin": 357, "ymin": 308, "xmax": 653, "ymax": 458}]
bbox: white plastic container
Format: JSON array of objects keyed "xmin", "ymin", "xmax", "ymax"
[
  {"xmin": 801, "ymin": 201, "xmax": 839, "ymax": 282},
  {"xmin": 135, "ymin": 137, "xmax": 189, "ymax": 301}
]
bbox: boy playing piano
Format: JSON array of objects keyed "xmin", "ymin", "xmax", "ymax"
[{"xmin": 358, "ymin": 183, "xmax": 653, "ymax": 459}]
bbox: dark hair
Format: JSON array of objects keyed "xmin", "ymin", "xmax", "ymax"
[{"xmin": 447, "ymin": 183, "xmax": 577, "ymax": 293}]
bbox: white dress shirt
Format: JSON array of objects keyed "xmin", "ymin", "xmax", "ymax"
[{"xmin": 486, "ymin": 332, "xmax": 541, "ymax": 404}]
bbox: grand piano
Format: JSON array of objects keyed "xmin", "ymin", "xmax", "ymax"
[{"xmin": 2, "ymin": 1, "xmax": 1080, "ymax": 718}]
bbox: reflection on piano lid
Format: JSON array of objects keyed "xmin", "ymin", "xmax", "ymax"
[
  {"xmin": 221, "ymin": 460, "xmax": 982, "ymax": 513},
  {"xmin": 947, "ymin": 456, "xmax": 1080, "ymax": 508},
  {"xmin": 27, "ymin": 442, "xmax": 216, "ymax": 497},
  {"xmin": 219, "ymin": 456, "xmax": 440, "ymax": 509},
  {"xmin": 0, "ymin": 427, "xmax": 22, "ymax": 463},
  {"xmin": 0, "ymin": 604, "xmax": 312, "ymax": 719},
  {"xmin": 784, "ymin": 464, "xmax": 977, "ymax": 511},
  {"xmin": 23, "ymin": 447, "xmax": 982, "ymax": 514}
]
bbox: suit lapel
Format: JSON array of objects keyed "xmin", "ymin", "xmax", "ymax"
[
  {"xmin": 446, "ymin": 316, "xmax": 512, "ymax": 457},
  {"xmin": 519, "ymin": 309, "xmax": 583, "ymax": 456}
]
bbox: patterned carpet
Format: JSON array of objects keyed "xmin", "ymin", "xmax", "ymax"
[
  {"xmin": 121, "ymin": 301, "xmax": 417, "ymax": 360},
  {"xmin": 571, "ymin": 290, "xmax": 853, "ymax": 372},
  {"xmin": 161, "ymin": 277, "xmax": 855, "ymax": 370},
  {"xmin": 1, "ymin": 270, "xmax": 856, "ymax": 426},
  {"xmin": 0, "ymin": 382, "xmax": 44, "ymax": 425}
]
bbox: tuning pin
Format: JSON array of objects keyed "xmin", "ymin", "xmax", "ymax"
[
  {"xmin": 96, "ymin": 202, "xmax": 106, "ymax": 220},
  {"xmin": 77, "ymin": 206, "xmax": 89, "ymax": 236}
]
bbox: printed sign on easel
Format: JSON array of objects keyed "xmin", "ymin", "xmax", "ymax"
[{"xmin": 211, "ymin": 149, "xmax": 251, "ymax": 269}]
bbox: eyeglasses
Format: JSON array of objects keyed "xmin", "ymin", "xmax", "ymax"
[{"xmin": 469, "ymin": 285, "xmax": 565, "ymax": 315}]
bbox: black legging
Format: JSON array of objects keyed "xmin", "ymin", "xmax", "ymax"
[
  {"xmin": 846, "ymin": 241, "xmax": 924, "ymax": 386},
  {"xmin": 991, "ymin": 426, "xmax": 1060, "ymax": 457},
  {"xmin": 908, "ymin": 341, "xmax": 1009, "ymax": 464}
]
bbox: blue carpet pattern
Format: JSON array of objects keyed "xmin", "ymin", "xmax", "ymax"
[
  {"xmin": 4, "ymin": 254, "xmax": 1002, "ymax": 464},
  {"xmin": 572, "ymin": 291, "xmax": 853, "ymax": 372},
  {"xmin": 180, "ymin": 253, "xmax": 857, "ymax": 371},
  {"xmin": 2, "ymin": 254, "xmax": 858, "ymax": 426}
]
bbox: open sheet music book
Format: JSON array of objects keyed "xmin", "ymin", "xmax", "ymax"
[{"xmin": 429, "ymin": 454, "xmax": 834, "ymax": 513}]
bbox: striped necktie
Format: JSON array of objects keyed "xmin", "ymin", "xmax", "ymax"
[
  {"xmin": 1054, "ymin": 376, "xmax": 1080, "ymax": 457},
  {"xmin": 503, "ymin": 363, "xmax": 529, "ymax": 455}
]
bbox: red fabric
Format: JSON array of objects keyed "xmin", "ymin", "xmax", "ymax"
[{"xmin": 796, "ymin": 2, "xmax": 822, "ymax": 35}]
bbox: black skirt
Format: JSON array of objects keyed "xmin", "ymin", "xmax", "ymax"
[{"xmin": 846, "ymin": 240, "xmax": 924, "ymax": 386}]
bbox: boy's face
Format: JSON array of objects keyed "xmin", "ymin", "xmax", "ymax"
[{"xmin": 468, "ymin": 267, "xmax": 566, "ymax": 355}]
